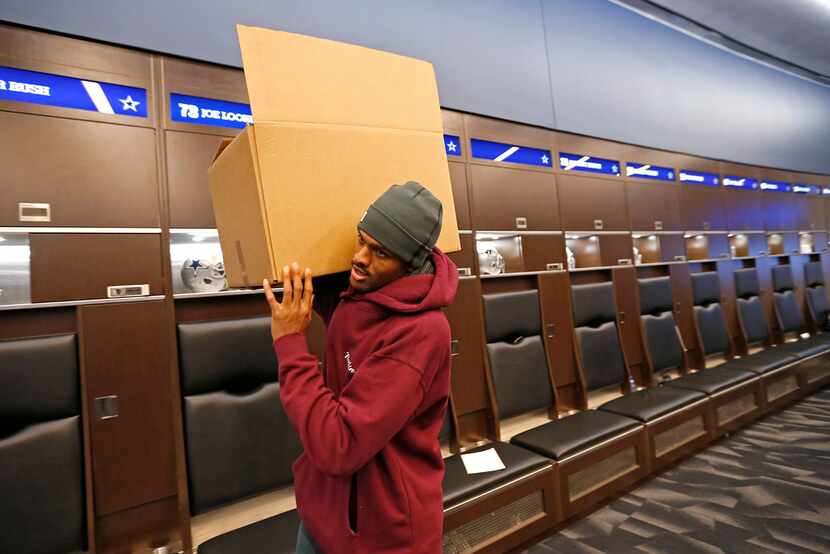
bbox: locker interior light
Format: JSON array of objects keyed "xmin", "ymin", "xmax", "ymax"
[{"xmin": 647, "ymin": 235, "xmax": 657, "ymax": 240}]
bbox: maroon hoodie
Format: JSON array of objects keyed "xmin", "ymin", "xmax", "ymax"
[{"xmin": 274, "ymin": 248, "xmax": 458, "ymax": 553}]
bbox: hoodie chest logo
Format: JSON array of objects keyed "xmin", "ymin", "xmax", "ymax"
[{"xmin": 344, "ymin": 351, "xmax": 355, "ymax": 376}]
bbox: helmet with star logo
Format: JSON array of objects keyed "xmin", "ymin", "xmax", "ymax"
[{"xmin": 181, "ymin": 259, "xmax": 227, "ymax": 292}]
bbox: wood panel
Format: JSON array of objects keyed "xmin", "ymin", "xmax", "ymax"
[
  {"xmin": 659, "ymin": 235, "xmax": 686, "ymax": 262},
  {"xmin": 669, "ymin": 263, "xmax": 700, "ymax": 366},
  {"xmin": 30, "ymin": 234, "xmax": 165, "ymax": 302},
  {"xmin": 600, "ymin": 235, "xmax": 634, "ymax": 267},
  {"xmin": 723, "ymin": 189, "xmax": 763, "ymax": 231},
  {"xmin": 680, "ymin": 186, "xmax": 726, "ymax": 231},
  {"xmin": 469, "ymin": 165, "xmax": 559, "ymax": 231},
  {"xmin": 626, "ymin": 182, "xmax": 681, "ymax": 231},
  {"xmin": 448, "ymin": 162, "xmax": 472, "ymax": 230},
  {"xmin": 522, "ymin": 234, "xmax": 565, "ymax": 271},
  {"xmin": 716, "ymin": 260, "xmax": 742, "ymax": 356},
  {"xmin": 96, "ymin": 496, "xmax": 183, "ymax": 554},
  {"xmin": 79, "ymin": 300, "xmax": 178, "ymax": 516},
  {"xmin": 0, "ymin": 112, "xmax": 160, "ymax": 227},
  {"xmin": 538, "ymin": 272, "xmax": 577, "ymax": 394},
  {"xmin": 166, "ymin": 131, "xmax": 227, "ymax": 229},
  {"xmin": 558, "ymin": 174, "xmax": 629, "ymax": 231},
  {"xmin": 0, "ymin": 307, "xmax": 76, "ymax": 339},
  {"xmin": 444, "ymin": 278, "xmax": 489, "ymax": 417},
  {"xmin": 0, "ymin": 24, "xmax": 154, "ymax": 126},
  {"xmin": 613, "ymin": 267, "xmax": 644, "ymax": 378},
  {"xmin": 447, "ymin": 233, "xmax": 477, "ymax": 276}
]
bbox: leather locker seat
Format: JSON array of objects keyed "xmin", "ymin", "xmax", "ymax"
[
  {"xmin": 442, "ymin": 442, "xmax": 551, "ymax": 508},
  {"xmin": 198, "ymin": 510, "xmax": 300, "ymax": 554},
  {"xmin": 0, "ymin": 334, "xmax": 86, "ymax": 554},
  {"xmin": 564, "ymin": 281, "xmax": 707, "ymax": 423},
  {"xmin": 510, "ymin": 410, "xmax": 640, "ymax": 460},
  {"xmin": 665, "ymin": 366, "xmax": 757, "ymax": 394},
  {"xmin": 599, "ymin": 386, "xmax": 707, "ymax": 422},
  {"xmin": 177, "ymin": 316, "xmax": 303, "ymax": 551},
  {"xmin": 770, "ymin": 265, "xmax": 830, "ymax": 359},
  {"xmin": 635, "ymin": 275, "xmax": 757, "ymax": 394},
  {"xmin": 481, "ymin": 289, "xmax": 642, "ymax": 459}
]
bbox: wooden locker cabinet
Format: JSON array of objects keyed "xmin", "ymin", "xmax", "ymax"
[
  {"xmin": 448, "ymin": 161, "xmax": 472, "ymax": 230},
  {"xmin": 600, "ymin": 234, "xmax": 635, "ymax": 267},
  {"xmin": 29, "ymin": 234, "xmax": 166, "ymax": 303},
  {"xmin": 723, "ymin": 188, "xmax": 763, "ymax": 231},
  {"xmin": 626, "ymin": 181, "xmax": 681, "ymax": 232},
  {"xmin": 447, "ymin": 233, "xmax": 477, "ymax": 276},
  {"xmin": 613, "ymin": 267, "xmax": 645, "ymax": 380},
  {"xmin": 557, "ymin": 174, "xmax": 629, "ymax": 231},
  {"xmin": 0, "ymin": 112, "xmax": 160, "ymax": 228},
  {"xmin": 522, "ymin": 233, "xmax": 565, "ymax": 272},
  {"xmin": 443, "ymin": 278, "xmax": 495, "ymax": 445},
  {"xmin": 538, "ymin": 272, "xmax": 577, "ymax": 411},
  {"xmin": 680, "ymin": 184, "xmax": 726, "ymax": 231},
  {"xmin": 669, "ymin": 263, "xmax": 701, "ymax": 366},
  {"xmin": 165, "ymin": 132, "xmax": 230, "ymax": 229},
  {"xmin": 469, "ymin": 164, "xmax": 559, "ymax": 231}
]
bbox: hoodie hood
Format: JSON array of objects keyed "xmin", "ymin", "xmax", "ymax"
[{"xmin": 345, "ymin": 248, "xmax": 458, "ymax": 313}]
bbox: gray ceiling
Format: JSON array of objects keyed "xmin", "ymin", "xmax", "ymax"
[{"xmin": 615, "ymin": 0, "xmax": 830, "ymax": 83}]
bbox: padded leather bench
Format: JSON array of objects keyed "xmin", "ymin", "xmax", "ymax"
[
  {"xmin": 599, "ymin": 386, "xmax": 707, "ymax": 422},
  {"xmin": 198, "ymin": 510, "xmax": 300, "ymax": 554},
  {"xmin": 511, "ymin": 409, "xmax": 640, "ymax": 460},
  {"xmin": 442, "ymin": 441, "xmax": 551, "ymax": 508}
]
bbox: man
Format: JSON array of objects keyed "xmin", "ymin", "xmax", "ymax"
[{"xmin": 263, "ymin": 181, "xmax": 458, "ymax": 553}]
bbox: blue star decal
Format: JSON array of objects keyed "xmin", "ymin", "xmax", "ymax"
[{"xmin": 189, "ymin": 260, "xmax": 202, "ymax": 270}]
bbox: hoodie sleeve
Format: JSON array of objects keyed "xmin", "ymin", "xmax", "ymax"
[{"xmin": 274, "ymin": 317, "xmax": 446, "ymax": 477}]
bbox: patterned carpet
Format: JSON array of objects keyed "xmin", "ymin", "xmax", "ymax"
[{"xmin": 523, "ymin": 389, "xmax": 830, "ymax": 554}]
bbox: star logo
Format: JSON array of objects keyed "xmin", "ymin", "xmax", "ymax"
[
  {"xmin": 119, "ymin": 95, "xmax": 140, "ymax": 112},
  {"xmin": 189, "ymin": 260, "xmax": 202, "ymax": 270},
  {"xmin": 541, "ymin": 154, "xmax": 550, "ymax": 165},
  {"xmin": 668, "ymin": 171, "xmax": 674, "ymax": 179},
  {"xmin": 612, "ymin": 165, "xmax": 619, "ymax": 174},
  {"xmin": 447, "ymin": 140, "xmax": 457, "ymax": 152}
]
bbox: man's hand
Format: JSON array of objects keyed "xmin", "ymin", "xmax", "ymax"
[{"xmin": 264, "ymin": 262, "xmax": 314, "ymax": 342}]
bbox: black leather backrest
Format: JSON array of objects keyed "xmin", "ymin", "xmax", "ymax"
[
  {"xmin": 482, "ymin": 290, "xmax": 541, "ymax": 343},
  {"xmin": 0, "ymin": 334, "xmax": 85, "ymax": 554},
  {"xmin": 639, "ymin": 276, "xmax": 673, "ymax": 315},
  {"xmin": 737, "ymin": 297, "xmax": 770, "ymax": 344},
  {"xmin": 691, "ymin": 272, "xmax": 721, "ymax": 306},
  {"xmin": 734, "ymin": 268, "xmax": 760, "ymax": 298},
  {"xmin": 694, "ymin": 304, "xmax": 730, "ymax": 356},
  {"xmin": 487, "ymin": 336, "xmax": 553, "ymax": 419},
  {"xmin": 574, "ymin": 322, "xmax": 627, "ymax": 390},
  {"xmin": 177, "ymin": 317, "xmax": 301, "ymax": 515},
  {"xmin": 0, "ymin": 334, "xmax": 79, "ymax": 422},
  {"xmin": 772, "ymin": 265, "xmax": 794, "ymax": 292},
  {"xmin": 178, "ymin": 317, "xmax": 276, "ymax": 395},
  {"xmin": 806, "ymin": 286, "xmax": 830, "ymax": 328},
  {"xmin": 184, "ymin": 384, "xmax": 302, "ymax": 514},
  {"xmin": 774, "ymin": 290, "xmax": 805, "ymax": 333},
  {"xmin": 572, "ymin": 282, "xmax": 616, "ymax": 327},
  {"xmin": 804, "ymin": 261, "xmax": 825, "ymax": 287},
  {"xmin": 642, "ymin": 312, "xmax": 684, "ymax": 373}
]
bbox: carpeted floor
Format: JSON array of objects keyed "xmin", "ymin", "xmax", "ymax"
[{"xmin": 522, "ymin": 389, "xmax": 830, "ymax": 554}]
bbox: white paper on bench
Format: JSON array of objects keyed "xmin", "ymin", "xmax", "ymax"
[{"xmin": 460, "ymin": 448, "xmax": 506, "ymax": 474}]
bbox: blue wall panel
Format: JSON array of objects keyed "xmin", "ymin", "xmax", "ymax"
[{"xmin": 2, "ymin": 0, "xmax": 829, "ymax": 172}]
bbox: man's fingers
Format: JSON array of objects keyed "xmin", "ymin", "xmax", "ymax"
[
  {"xmin": 291, "ymin": 262, "xmax": 303, "ymax": 305},
  {"xmin": 263, "ymin": 279, "xmax": 278, "ymax": 308},
  {"xmin": 302, "ymin": 268, "xmax": 313, "ymax": 308},
  {"xmin": 282, "ymin": 265, "xmax": 292, "ymax": 304}
]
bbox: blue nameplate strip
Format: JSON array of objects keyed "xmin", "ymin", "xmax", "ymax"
[
  {"xmin": 625, "ymin": 163, "xmax": 674, "ymax": 181},
  {"xmin": 759, "ymin": 180, "xmax": 791, "ymax": 192},
  {"xmin": 560, "ymin": 152, "xmax": 619, "ymax": 175},
  {"xmin": 444, "ymin": 134, "xmax": 461, "ymax": 157},
  {"xmin": 170, "ymin": 93, "xmax": 252, "ymax": 129},
  {"xmin": 471, "ymin": 138, "xmax": 551, "ymax": 167},
  {"xmin": 679, "ymin": 170, "xmax": 719, "ymax": 186},
  {"xmin": 0, "ymin": 65, "xmax": 147, "ymax": 117},
  {"xmin": 723, "ymin": 176, "xmax": 758, "ymax": 190},
  {"xmin": 792, "ymin": 183, "xmax": 820, "ymax": 195}
]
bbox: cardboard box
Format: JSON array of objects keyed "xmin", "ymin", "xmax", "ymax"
[{"xmin": 209, "ymin": 25, "xmax": 459, "ymax": 286}]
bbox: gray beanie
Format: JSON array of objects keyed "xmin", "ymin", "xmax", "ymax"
[{"xmin": 358, "ymin": 181, "xmax": 443, "ymax": 269}]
